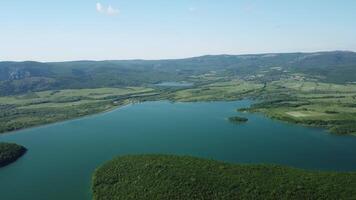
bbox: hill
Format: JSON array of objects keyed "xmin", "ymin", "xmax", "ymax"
[
  {"xmin": 92, "ymin": 155, "xmax": 356, "ymax": 200},
  {"xmin": 0, "ymin": 142, "xmax": 27, "ymax": 167},
  {"xmin": 1, "ymin": 51, "xmax": 356, "ymax": 95}
]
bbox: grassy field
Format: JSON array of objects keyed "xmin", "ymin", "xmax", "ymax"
[
  {"xmin": 242, "ymin": 79, "xmax": 356, "ymax": 135},
  {"xmin": 0, "ymin": 87, "xmax": 156, "ymax": 134},
  {"xmin": 0, "ymin": 87, "xmax": 154, "ymax": 106},
  {"xmin": 0, "ymin": 51, "xmax": 355, "ymax": 135},
  {"xmin": 92, "ymin": 155, "xmax": 356, "ymax": 200},
  {"xmin": 171, "ymin": 80, "xmax": 263, "ymax": 102},
  {"xmin": 0, "ymin": 142, "xmax": 27, "ymax": 167},
  {"xmin": 167, "ymin": 77, "xmax": 356, "ymax": 135},
  {"xmin": 1, "ymin": 76, "xmax": 356, "ymax": 136}
]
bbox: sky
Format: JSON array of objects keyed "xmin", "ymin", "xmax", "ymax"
[{"xmin": 1, "ymin": 0, "xmax": 356, "ymax": 61}]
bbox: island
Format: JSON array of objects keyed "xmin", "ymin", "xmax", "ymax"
[
  {"xmin": 92, "ymin": 155, "xmax": 356, "ymax": 200},
  {"xmin": 228, "ymin": 116, "xmax": 248, "ymax": 124},
  {"xmin": 0, "ymin": 142, "xmax": 27, "ymax": 167}
]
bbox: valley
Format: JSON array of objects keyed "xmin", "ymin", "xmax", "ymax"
[
  {"xmin": 1, "ymin": 69, "xmax": 356, "ymax": 135},
  {"xmin": 1, "ymin": 51, "xmax": 356, "ymax": 199},
  {"xmin": 3, "ymin": 1, "xmax": 356, "ymax": 199}
]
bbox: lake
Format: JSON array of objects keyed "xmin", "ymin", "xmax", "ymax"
[
  {"xmin": 154, "ymin": 81, "xmax": 193, "ymax": 87},
  {"xmin": 1, "ymin": 100, "xmax": 356, "ymax": 200}
]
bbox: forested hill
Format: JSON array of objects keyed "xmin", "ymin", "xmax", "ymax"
[{"xmin": 1, "ymin": 51, "xmax": 355, "ymax": 95}]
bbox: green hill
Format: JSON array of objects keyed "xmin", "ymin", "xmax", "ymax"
[
  {"xmin": 0, "ymin": 142, "xmax": 27, "ymax": 167},
  {"xmin": 1, "ymin": 51, "xmax": 356, "ymax": 95},
  {"xmin": 92, "ymin": 155, "xmax": 356, "ymax": 200}
]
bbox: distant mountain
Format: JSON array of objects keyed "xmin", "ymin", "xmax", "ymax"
[{"xmin": 0, "ymin": 51, "xmax": 355, "ymax": 95}]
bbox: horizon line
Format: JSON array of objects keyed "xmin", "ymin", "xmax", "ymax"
[{"xmin": 1, "ymin": 50, "xmax": 355, "ymax": 63}]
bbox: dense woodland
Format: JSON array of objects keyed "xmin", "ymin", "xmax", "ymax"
[
  {"xmin": 0, "ymin": 142, "xmax": 27, "ymax": 167},
  {"xmin": 228, "ymin": 116, "xmax": 248, "ymax": 124},
  {"xmin": 92, "ymin": 155, "xmax": 356, "ymax": 200}
]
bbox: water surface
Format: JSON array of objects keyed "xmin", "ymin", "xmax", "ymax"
[
  {"xmin": 1, "ymin": 100, "xmax": 356, "ymax": 200},
  {"xmin": 154, "ymin": 81, "xmax": 193, "ymax": 87}
]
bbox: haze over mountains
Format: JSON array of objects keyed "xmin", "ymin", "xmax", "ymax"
[{"xmin": 1, "ymin": 51, "xmax": 355, "ymax": 96}]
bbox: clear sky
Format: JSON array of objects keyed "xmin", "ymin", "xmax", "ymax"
[{"xmin": 1, "ymin": 0, "xmax": 356, "ymax": 61}]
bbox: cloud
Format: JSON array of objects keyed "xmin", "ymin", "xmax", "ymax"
[
  {"xmin": 96, "ymin": 2, "xmax": 119, "ymax": 16},
  {"xmin": 107, "ymin": 5, "xmax": 119, "ymax": 15},
  {"xmin": 96, "ymin": 3, "xmax": 104, "ymax": 13}
]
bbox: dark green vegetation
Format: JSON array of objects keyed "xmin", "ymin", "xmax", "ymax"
[
  {"xmin": 0, "ymin": 142, "xmax": 27, "ymax": 167},
  {"xmin": 228, "ymin": 116, "xmax": 248, "ymax": 124},
  {"xmin": 92, "ymin": 155, "xmax": 356, "ymax": 200},
  {"xmin": 1, "ymin": 51, "xmax": 356, "ymax": 135}
]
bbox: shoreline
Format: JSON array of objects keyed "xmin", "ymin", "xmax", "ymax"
[
  {"xmin": 0, "ymin": 98, "xmax": 251, "ymax": 136},
  {"xmin": 1, "ymin": 96, "xmax": 354, "ymax": 137},
  {"xmin": 0, "ymin": 101, "xmax": 133, "ymax": 136}
]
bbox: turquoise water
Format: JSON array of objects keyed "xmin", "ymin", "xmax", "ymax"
[{"xmin": 1, "ymin": 100, "xmax": 356, "ymax": 200}]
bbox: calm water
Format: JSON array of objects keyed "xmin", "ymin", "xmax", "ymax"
[
  {"xmin": 154, "ymin": 81, "xmax": 193, "ymax": 87},
  {"xmin": 1, "ymin": 100, "xmax": 356, "ymax": 200}
]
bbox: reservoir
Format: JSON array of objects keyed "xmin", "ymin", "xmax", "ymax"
[
  {"xmin": 1, "ymin": 100, "xmax": 356, "ymax": 200},
  {"xmin": 154, "ymin": 81, "xmax": 194, "ymax": 87}
]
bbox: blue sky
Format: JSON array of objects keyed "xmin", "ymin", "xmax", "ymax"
[{"xmin": 1, "ymin": 0, "xmax": 356, "ymax": 61}]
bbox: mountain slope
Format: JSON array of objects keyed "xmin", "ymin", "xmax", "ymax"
[{"xmin": 1, "ymin": 51, "xmax": 355, "ymax": 95}]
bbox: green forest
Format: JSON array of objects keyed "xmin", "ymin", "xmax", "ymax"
[
  {"xmin": 92, "ymin": 155, "xmax": 356, "ymax": 200},
  {"xmin": 0, "ymin": 142, "xmax": 27, "ymax": 167}
]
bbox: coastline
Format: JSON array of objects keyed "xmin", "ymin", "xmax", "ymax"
[
  {"xmin": 0, "ymin": 97, "xmax": 250, "ymax": 136},
  {"xmin": 0, "ymin": 101, "xmax": 133, "ymax": 136},
  {"xmin": 1, "ymin": 95, "xmax": 354, "ymax": 137}
]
